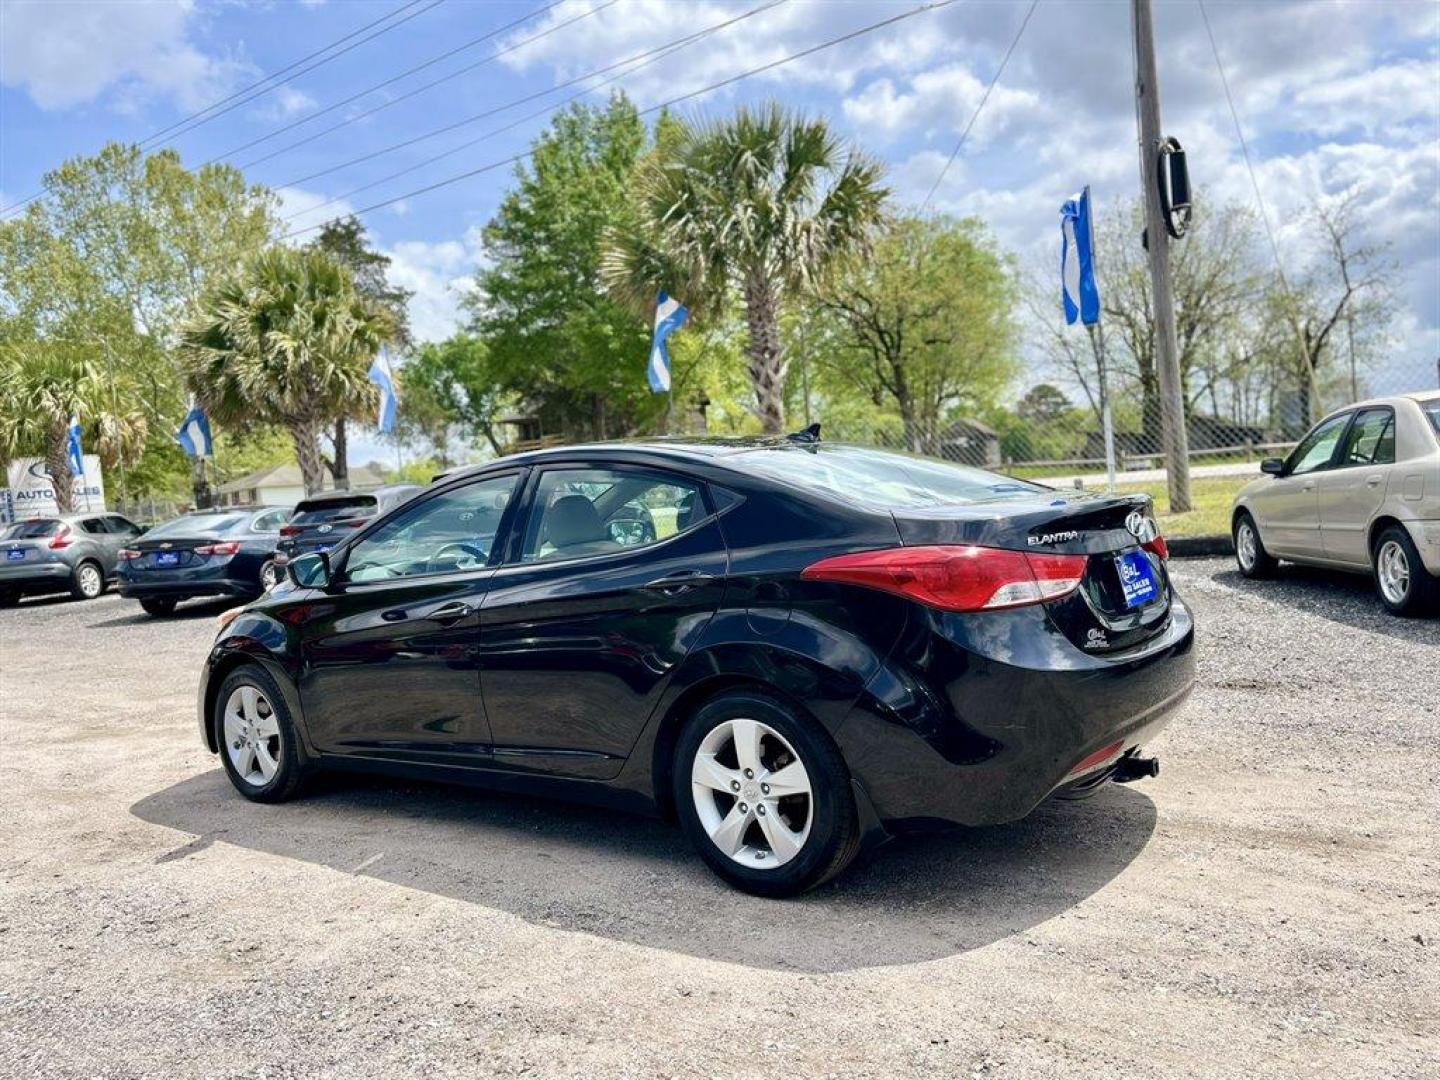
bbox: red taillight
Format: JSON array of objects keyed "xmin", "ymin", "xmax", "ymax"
[
  {"xmin": 195, "ymin": 541, "xmax": 241, "ymax": 556},
  {"xmin": 117, "ymin": 548, "xmax": 141, "ymax": 560},
  {"xmin": 48, "ymin": 525, "xmax": 73, "ymax": 550},
  {"xmin": 802, "ymin": 545, "xmax": 1088, "ymax": 612},
  {"xmin": 1143, "ymin": 535, "xmax": 1169, "ymax": 561},
  {"xmin": 279, "ymin": 525, "xmax": 303, "ymax": 537}
]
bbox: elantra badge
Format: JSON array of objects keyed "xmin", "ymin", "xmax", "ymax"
[{"xmin": 1028, "ymin": 529, "xmax": 1078, "ymax": 546}]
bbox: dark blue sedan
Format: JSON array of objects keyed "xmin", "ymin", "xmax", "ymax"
[{"xmin": 118, "ymin": 506, "xmax": 291, "ymax": 616}]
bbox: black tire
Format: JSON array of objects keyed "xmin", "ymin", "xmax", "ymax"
[
  {"xmin": 0, "ymin": 588, "xmax": 19, "ymax": 608},
  {"xmin": 258, "ymin": 559, "xmax": 281, "ymax": 592},
  {"xmin": 673, "ymin": 690, "xmax": 860, "ymax": 898},
  {"xmin": 69, "ymin": 560, "xmax": 106, "ymax": 600},
  {"xmin": 213, "ymin": 664, "xmax": 307, "ymax": 803},
  {"xmin": 1233, "ymin": 511, "xmax": 1278, "ymax": 579},
  {"xmin": 1372, "ymin": 525, "xmax": 1439, "ymax": 617},
  {"xmin": 140, "ymin": 597, "xmax": 178, "ymax": 616}
]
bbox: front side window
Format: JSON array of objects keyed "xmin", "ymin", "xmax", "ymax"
[
  {"xmin": 1288, "ymin": 415, "xmax": 1349, "ymax": 475},
  {"xmin": 104, "ymin": 515, "xmax": 141, "ymax": 535},
  {"xmin": 521, "ymin": 468, "xmax": 707, "ymax": 564},
  {"xmin": 344, "ymin": 475, "xmax": 518, "ymax": 583},
  {"xmin": 1339, "ymin": 408, "xmax": 1395, "ymax": 467},
  {"xmin": 80, "ymin": 518, "xmax": 107, "ymax": 535}
]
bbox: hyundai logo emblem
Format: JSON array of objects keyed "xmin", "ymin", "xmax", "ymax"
[
  {"xmin": 317, "ymin": 524, "xmax": 332, "ymax": 533},
  {"xmin": 1125, "ymin": 510, "xmax": 1155, "ymax": 542}
]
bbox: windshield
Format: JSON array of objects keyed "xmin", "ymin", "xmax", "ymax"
[
  {"xmin": 145, "ymin": 513, "xmax": 246, "ymax": 538},
  {"xmin": 735, "ymin": 445, "xmax": 1043, "ymax": 510},
  {"xmin": 2, "ymin": 519, "xmax": 62, "ymax": 539},
  {"xmin": 291, "ymin": 495, "xmax": 377, "ymax": 526}
]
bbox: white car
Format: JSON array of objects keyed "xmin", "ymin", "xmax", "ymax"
[{"xmin": 1231, "ymin": 391, "xmax": 1440, "ymax": 615}]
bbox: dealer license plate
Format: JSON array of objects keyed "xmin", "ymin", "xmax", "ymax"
[
  {"xmin": 1115, "ymin": 550, "xmax": 1158, "ymax": 608},
  {"xmin": 155, "ymin": 551, "xmax": 181, "ymax": 567}
]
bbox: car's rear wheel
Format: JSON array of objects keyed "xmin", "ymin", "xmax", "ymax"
[
  {"xmin": 0, "ymin": 587, "xmax": 18, "ymax": 607},
  {"xmin": 1372, "ymin": 526, "xmax": 1438, "ymax": 616},
  {"xmin": 1233, "ymin": 512, "xmax": 1277, "ymax": 579},
  {"xmin": 214, "ymin": 665, "xmax": 306, "ymax": 803},
  {"xmin": 70, "ymin": 560, "xmax": 105, "ymax": 600},
  {"xmin": 140, "ymin": 597, "xmax": 178, "ymax": 616},
  {"xmin": 673, "ymin": 691, "xmax": 859, "ymax": 897}
]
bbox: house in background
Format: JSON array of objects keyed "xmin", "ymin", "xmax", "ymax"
[
  {"xmin": 214, "ymin": 462, "xmax": 388, "ymax": 508},
  {"xmin": 938, "ymin": 417, "xmax": 1003, "ymax": 468}
]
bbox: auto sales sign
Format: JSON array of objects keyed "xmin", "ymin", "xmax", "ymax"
[{"xmin": 0, "ymin": 457, "xmax": 106, "ymax": 524}]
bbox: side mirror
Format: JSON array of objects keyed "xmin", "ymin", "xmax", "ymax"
[
  {"xmin": 1260, "ymin": 458, "xmax": 1285, "ymax": 476},
  {"xmin": 287, "ymin": 551, "xmax": 331, "ymax": 589}
]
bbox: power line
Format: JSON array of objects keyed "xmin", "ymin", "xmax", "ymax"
[
  {"xmin": 0, "ymin": 0, "xmax": 443, "ymax": 219},
  {"xmin": 212, "ymin": 0, "xmax": 591, "ymax": 170},
  {"xmin": 141, "ymin": 0, "xmax": 437, "ymax": 149},
  {"xmin": 920, "ymin": 0, "xmax": 1036, "ymax": 211},
  {"xmin": 283, "ymin": 0, "xmax": 959, "ymax": 241},
  {"xmin": 277, "ymin": 0, "xmax": 786, "ymax": 205}
]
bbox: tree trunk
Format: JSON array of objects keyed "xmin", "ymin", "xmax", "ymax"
[
  {"xmin": 332, "ymin": 418, "xmax": 350, "ymax": 491},
  {"xmin": 744, "ymin": 275, "xmax": 787, "ymax": 435},
  {"xmin": 191, "ymin": 458, "xmax": 213, "ymax": 510},
  {"xmin": 45, "ymin": 425, "xmax": 76, "ymax": 515},
  {"xmin": 287, "ymin": 418, "xmax": 326, "ymax": 495}
]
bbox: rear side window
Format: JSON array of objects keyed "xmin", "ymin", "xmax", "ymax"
[
  {"xmin": 3, "ymin": 519, "xmax": 61, "ymax": 539},
  {"xmin": 1339, "ymin": 408, "xmax": 1395, "ymax": 466},
  {"xmin": 1423, "ymin": 401, "xmax": 1440, "ymax": 436},
  {"xmin": 734, "ymin": 445, "xmax": 1042, "ymax": 510},
  {"xmin": 520, "ymin": 468, "xmax": 707, "ymax": 563},
  {"xmin": 291, "ymin": 495, "xmax": 377, "ymax": 526},
  {"xmin": 250, "ymin": 509, "xmax": 290, "ymax": 533}
]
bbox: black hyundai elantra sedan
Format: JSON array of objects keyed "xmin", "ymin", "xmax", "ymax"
[{"xmin": 198, "ymin": 437, "xmax": 1194, "ymax": 896}]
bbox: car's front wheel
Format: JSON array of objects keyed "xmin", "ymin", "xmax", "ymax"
[
  {"xmin": 214, "ymin": 665, "xmax": 306, "ymax": 802},
  {"xmin": 1233, "ymin": 511, "xmax": 1277, "ymax": 579},
  {"xmin": 70, "ymin": 560, "xmax": 105, "ymax": 600},
  {"xmin": 259, "ymin": 559, "xmax": 281, "ymax": 592},
  {"xmin": 1373, "ymin": 526, "xmax": 1439, "ymax": 616},
  {"xmin": 673, "ymin": 691, "xmax": 859, "ymax": 897}
]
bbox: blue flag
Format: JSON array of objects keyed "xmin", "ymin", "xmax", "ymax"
[
  {"xmin": 67, "ymin": 416, "xmax": 85, "ymax": 476},
  {"xmin": 1060, "ymin": 186, "xmax": 1101, "ymax": 326},
  {"xmin": 369, "ymin": 354, "xmax": 398, "ymax": 434},
  {"xmin": 176, "ymin": 407, "xmax": 214, "ymax": 458},
  {"xmin": 649, "ymin": 290, "xmax": 689, "ymax": 393}
]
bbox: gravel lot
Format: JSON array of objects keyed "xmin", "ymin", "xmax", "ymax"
[{"xmin": 1, "ymin": 558, "xmax": 1436, "ymax": 1079}]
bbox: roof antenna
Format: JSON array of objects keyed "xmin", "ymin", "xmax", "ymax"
[{"xmin": 786, "ymin": 422, "xmax": 821, "ymax": 444}]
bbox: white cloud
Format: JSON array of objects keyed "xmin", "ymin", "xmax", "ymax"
[
  {"xmin": 255, "ymin": 85, "xmax": 318, "ymax": 123},
  {"xmin": 274, "ymin": 186, "xmax": 356, "ymax": 240},
  {"xmin": 843, "ymin": 65, "xmax": 1044, "ymax": 145},
  {"xmin": 382, "ymin": 228, "xmax": 485, "ymax": 344},
  {"xmin": 0, "ymin": 0, "xmax": 252, "ymax": 112}
]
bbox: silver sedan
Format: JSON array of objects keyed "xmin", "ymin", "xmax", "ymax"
[{"xmin": 1231, "ymin": 391, "xmax": 1440, "ymax": 615}]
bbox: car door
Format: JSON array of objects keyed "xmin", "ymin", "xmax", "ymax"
[
  {"xmin": 1318, "ymin": 407, "xmax": 1395, "ymax": 566},
  {"xmin": 296, "ymin": 471, "xmax": 523, "ymax": 766},
  {"xmin": 478, "ymin": 464, "xmax": 728, "ymax": 780},
  {"xmin": 1257, "ymin": 413, "xmax": 1350, "ymax": 558},
  {"xmin": 78, "ymin": 516, "xmax": 120, "ymax": 572}
]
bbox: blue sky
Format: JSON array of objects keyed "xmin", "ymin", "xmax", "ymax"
[{"xmin": 3, "ymin": 0, "xmax": 1437, "ymax": 462}]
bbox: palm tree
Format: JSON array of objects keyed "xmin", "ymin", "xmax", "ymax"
[
  {"xmin": 603, "ymin": 104, "xmax": 887, "ymax": 434},
  {"xmin": 0, "ymin": 342, "xmax": 147, "ymax": 514},
  {"xmin": 179, "ymin": 247, "xmax": 394, "ymax": 495}
]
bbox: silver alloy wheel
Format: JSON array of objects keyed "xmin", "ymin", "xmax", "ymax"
[
  {"xmin": 1236, "ymin": 521, "xmax": 1257, "ymax": 571},
  {"xmin": 223, "ymin": 685, "xmax": 282, "ymax": 787},
  {"xmin": 690, "ymin": 716, "xmax": 813, "ymax": 868},
  {"xmin": 77, "ymin": 563, "xmax": 103, "ymax": 598},
  {"xmin": 259, "ymin": 560, "xmax": 280, "ymax": 591},
  {"xmin": 1376, "ymin": 540, "xmax": 1411, "ymax": 605}
]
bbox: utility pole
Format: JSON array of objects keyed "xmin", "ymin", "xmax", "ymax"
[{"xmin": 1131, "ymin": 0, "xmax": 1192, "ymax": 512}]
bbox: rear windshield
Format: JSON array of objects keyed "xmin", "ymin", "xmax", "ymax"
[
  {"xmin": 291, "ymin": 495, "xmax": 377, "ymax": 525},
  {"xmin": 735, "ymin": 445, "xmax": 1043, "ymax": 510},
  {"xmin": 145, "ymin": 513, "xmax": 247, "ymax": 538},
  {"xmin": 2, "ymin": 519, "xmax": 61, "ymax": 539}
]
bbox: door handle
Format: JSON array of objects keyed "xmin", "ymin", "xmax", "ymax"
[
  {"xmin": 1366, "ymin": 475, "xmax": 1382, "ymax": 487},
  {"xmin": 1302, "ymin": 481, "xmax": 1315, "ymax": 491},
  {"xmin": 427, "ymin": 601, "xmax": 474, "ymax": 624},
  {"xmin": 643, "ymin": 571, "xmax": 716, "ymax": 595}
]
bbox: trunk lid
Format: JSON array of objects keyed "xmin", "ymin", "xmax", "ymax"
[
  {"xmin": 132, "ymin": 534, "xmax": 226, "ymax": 570},
  {"xmin": 893, "ymin": 490, "xmax": 1173, "ymax": 653}
]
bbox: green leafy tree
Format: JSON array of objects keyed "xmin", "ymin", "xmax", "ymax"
[
  {"xmin": 397, "ymin": 334, "xmax": 513, "ymax": 462},
  {"xmin": 468, "ymin": 95, "xmax": 656, "ymax": 440},
  {"xmin": 308, "ymin": 216, "xmax": 413, "ymax": 488},
  {"xmin": 816, "ymin": 216, "xmax": 1018, "ymax": 452},
  {"xmin": 603, "ymin": 103, "xmax": 887, "ymax": 434},
  {"xmin": 0, "ymin": 342, "xmax": 147, "ymax": 513},
  {"xmin": 179, "ymin": 248, "xmax": 395, "ymax": 495}
]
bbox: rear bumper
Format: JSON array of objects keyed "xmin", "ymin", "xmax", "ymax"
[
  {"xmin": 837, "ymin": 594, "xmax": 1196, "ymax": 827},
  {"xmin": 0, "ymin": 562, "xmax": 72, "ymax": 592},
  {"xmin": 118, "ymin": 578, "xmax": 257, "ymax": 600}
]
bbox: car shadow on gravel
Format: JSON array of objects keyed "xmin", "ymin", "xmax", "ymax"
[
  {"xmin": 89, "ymin": 597, "xmax": 237, "ymax": 628},
  {"xmin": 1212, "ymin": 566, "xmax": 1440, "ymax": 644},
  {"xmin": 132, "ymin": 769, "xmax": 1155, "ymax": 973}
]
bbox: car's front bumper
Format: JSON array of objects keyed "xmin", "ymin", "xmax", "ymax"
[{"xmin": 837, "ymin": 594, "xmax": 1197, "ymax": 827}]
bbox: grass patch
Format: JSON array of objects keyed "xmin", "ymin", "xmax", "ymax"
[{"xmin": 1112, "ymin": 475, "xmax": 1251, "ymax": 537}]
